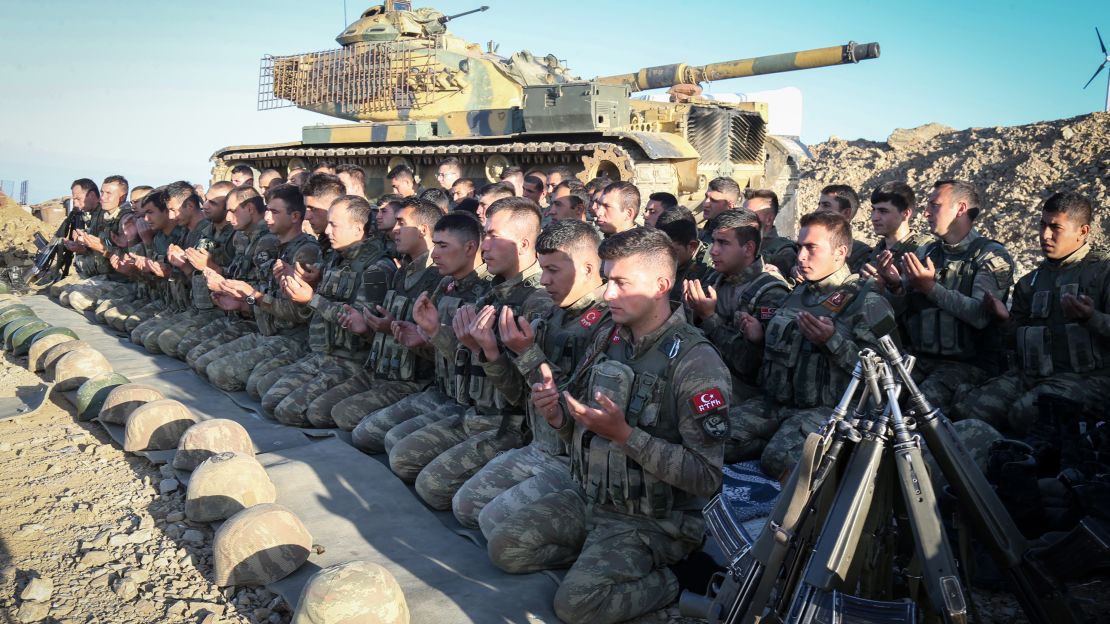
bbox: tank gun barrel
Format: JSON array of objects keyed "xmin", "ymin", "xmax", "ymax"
[
  {"xmin": 597, "ymin": 41, "xmax": 880, "ymax": 92},
  {"xmin": 438, "ymin": 5, "xmax": 489, "ymax": 24}
]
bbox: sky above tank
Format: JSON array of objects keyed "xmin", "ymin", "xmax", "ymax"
[{"xmin": 0, "ymin": 0, "xmax": 1106, "ymax": 203}]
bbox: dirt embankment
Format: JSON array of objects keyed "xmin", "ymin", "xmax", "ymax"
[
  {"xmin": 0, "ymin": 192, "xmax": 52, "ymax": 269},
  {"xmin": 795, "ymin": 112, "xmax": 1110, "ymax": 275}
]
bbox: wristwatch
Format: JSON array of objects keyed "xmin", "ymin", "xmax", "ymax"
[{"xmin": 245, "ymin": 294, "xmax": 257, "ymax": 306}]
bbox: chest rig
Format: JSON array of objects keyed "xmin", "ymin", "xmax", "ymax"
[
  {"xmin": 255, "ymin": 234, "xmax": 319, "ymax": 336},
  {"xmin": 571, "ymin": 322, "xmax": 708, "ymax": 518},
  {"xmin": 191, "ymin": 223, "xmax": 239, "ymax": 311},
  {"xmin": 167, "ymin": 223, "xmax": 210, "ymax": 311},
  {"xmin": 434, "ymin": 274, "xmax": 494, "ymax": 398},
  {"xmin": 712, "ymin": 270, "xmax": 790, "ymax": 329},
  {"xmin": 454, "ymin": 272, "xmax": 544, "ymax": 411},
  {"xmin": 906, "ymin": 237, "xmax": 1002, "ymax": 360},
  {"xmin": 1016, "ymin": 253, "xmax": 1109, "ymax": 377},
  {"xmin": 74, "ymin": 208, "xmax": 109, "ymax": 278},
  {"xmin": 308, "ymin": 240, "xmax": 392, "ymax": 355},
  {"xmin": 367, "ymin": 260, "xmax": 443, "ymax": 382},
  {"xmin": 762, "ymin": 278, "xmax": 868, "ymax": 408}
]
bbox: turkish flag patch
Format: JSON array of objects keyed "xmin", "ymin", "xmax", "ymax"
[
  {"xmin": 691, "ymin": 388, "xmax": 725, "ymax": 414},
  {"xmin": 580, "ymin": 307, "xmax": 602, "ymax": 328},
  {"xmin": 758, "ymin": 306, "xmax": 777, "ymax": 320}
]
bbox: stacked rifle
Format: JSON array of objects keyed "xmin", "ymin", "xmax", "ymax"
[{"xmin": 681, "ymin": 336, "xmax": 1091, "ymax": 624}]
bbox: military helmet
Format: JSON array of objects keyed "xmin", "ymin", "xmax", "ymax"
[
  {"xmin": 292, "ymin": 560, "xmax": 409, "ymax": 624},
  {"xmin": 213, "ymin": 503, "xmax": 312, "ymax": 587},
  {"xmin": 174, "ymin": 419, "xmax": 255, "ymax": 471},
  {"xmin": 75, "ymin": 372, "xmax": 131, "ymax": 422},
  {"xmin": 10, "ymin": 320, "xmax": 52, "ymax": 355},
  {"xmin": 123, "ymin": 399, "xmax": 198, "ymax": 452},
  {"xmin": 54, "ymin": 348, "xmax": 112, "ymax": 391},
  {"xmin": 0, "ymin": 305, "xmax": 33, "ymax": 329},
  {"xmin": 27, "ymin": 332, "xmax": 77, "ymax": 372},
  {"xmin": 39, "ymin": 340, "xmax": 92, "ymax": 376},
  {"xmin": 99, "ymin": 383, "xmax": 166, "ymax": 424},
  {"xmin": 185, "ymin": 452, "xmax": 276, "ymax": 522},
  {"xmin": 3, "ymin": 315, "xmax": 41, "ymax": 350}
]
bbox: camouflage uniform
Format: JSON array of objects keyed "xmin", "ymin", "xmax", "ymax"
[
  {"xmin": 888, "ymin": 229, "xmax": 1015, "ymax": 412},
  {"xmin": 142, "ymin": 220, "xmax": 226, "ymax": 355},
  {"xmin": 730, "ymin": 265, "xmax": 897, "ymax": 477},
  {"xmin": 183, "ymin": 221, "xmax": 271, "ymax": 371},
  {"xmin": 63, "ymin": 205, "xmax": 132, "ymax": 311},
  {"xmin": 698, "ymin": 259, "xmax": 790, "ymax": 458},
  {"xmin": 130, "ymin": 224, "xmax": 187, "ymax": 347},
  {"xmin": 261, "ymin": 238, "xmax": 396, "ymax": 427},
  {"xmin": 953, "ymin": 243, "xmax": 1110, "ymax": 433},
  {"xmin": 668, "ymin": 240, "xmax": 712, "ymax": 304},
  {"xmin": 488, "ymin": 306, "xmax": 730, "ymax": 624},
  {"xmin": 102, "ymin": 239, "xmax": 157, "ymax": 331},
  {"xmin": 859, "ymin": 231, "xmax": 936, "ymax": 271},
  {"xmin": 846, "ymin": 239, "xmax": 874, "ymax": 274},
  {"xmin": 389, "ymin": 262, "xmax": 551, "ymax": 510},
  {"xmin": 761, "ymin": 227, "xmax": 800, "ymax": 279},
  {"xmin": 205, "ymin": 233, "xmax": 321, "ymax": 392},
  {"xmin": 452, "ymin": 285, "xmax": 610, "ymax": 534},
  {"xmin": 323, "ymin": 251, "xmax": 443, "ymax": 431}
]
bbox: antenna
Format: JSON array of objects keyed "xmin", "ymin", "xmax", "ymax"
[{"xmin": 1083, "ymin": 27, "xmax": 1109, "ymax": 112}]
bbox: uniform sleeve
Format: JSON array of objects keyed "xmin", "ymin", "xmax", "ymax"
[
  {"xmin": 621, "ymin": 343, "xmax": 728, "ymax": 498},
  {"xmin": 264, "ymin": 296, "xmax": 313, "ymax": 323},
  {"xmin": 926, "ymin": 248, "xmax": 1014, "ymax": 329},
  {"xmin": 1082, "ymin": 265, "xmax": 1110, "ymax": 339},
  {"xmin": 823, "ymin": 292, "xmax": 895, "ymax": 373}
]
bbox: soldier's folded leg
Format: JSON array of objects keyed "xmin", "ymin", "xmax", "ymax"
[
  {"xmin": 246, "ymin": 357, "xmax": 298, "ymax": 401},
  {"xmin": 726, "ymin": 397, "xmax": 781, "ymax": 465},
  {"xmin": 486, "ymin": 488, "xmax": 587, "ymax": 574},
  {"xmin": 303, "ymin": 359, "xmax": 366, "ymax": 428},
  {"xmin": 260, "ymin": 355, "xmax": 319, "ymax": 416},
  {"xmin": 124, "ymin": 301, "xmax": 164, "ymax": 332},
  {"xmin": 351, "ymin": 389, "xmax": 447, "ymax": 454},
  {"xmin": 387, "ymin": 412, "xmax": 468, "ymax": 482},
  {"xmin": 414, "ymin": 424, "xmax": 526, "ymax": 511},
  {"xmin": 179, "ymin": 318, "xmax": 232, "ymax": 362},
  {"xmin": 194, "ymin": 333, "xmax": 260, "ymax": 378},
  {"xmin": 552, "ymin": 509, "xmax": 703, "ymax": 624},
  {"xmin": 204, "ymin": 335, "xmax": 272, "ymax": 391},
  {"xmin": 313, "ymin": 372, "xmax": 374, "ymax": 429},
  {"xmin": 916, "ymin": 360, "xmax": 989, "ymax": 414},
  {"xmin": 331, "ymin": 378, "xmax": 424, "ymax": 432},
  {"xmin": 949, "ymin": 372, "xmax": 1022, "ymax": 431},
  {"xmin": 457, "ymin": 446, "xmax": 570, "ymax": 535},
  {"xmin": 761, "ymin": 406, "xmax": 830, "ymax": 479},
  {"xmin": 381, "ymin": 401, "xmax": 462, "ymax": 455},
  {"xmin": 158, "ymin": 311, "xmax": 220, "ymax": 359},
  {"xmin": 142, "ymin": 315, "xmax": 184, "ymax": 353},
  {"xmin": 186, "ymin": 320, "xmax": 251, "ymax": 369}
]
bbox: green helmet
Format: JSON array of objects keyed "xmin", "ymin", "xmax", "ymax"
[
  {"xmin": 76, "ymin": 372, "xmax": 131, "ymax": 421},
  {"xmin": 10, "ymin": 321, "xmax": 53, "ymax": 355},
  {"xmin": 3, "ymin": 316, "xmax": 41, "ymax": 351}
]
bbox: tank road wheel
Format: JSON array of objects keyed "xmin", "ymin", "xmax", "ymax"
[
  {"xmin": 578, "ymin": 145, "xmax": 634, "ymax": 183},
  {"xmin": 483, "ymin": 155, "xmax": 510, "ymax": 183}
]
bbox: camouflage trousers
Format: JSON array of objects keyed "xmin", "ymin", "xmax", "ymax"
[
  {"xmin": 136, "ymin": 308, "xmax": 197, "ymax": 354},
  {"xmin": 205, "ymin": 333, "xmax": 305, "ymax": 392},
  {"xmin": 490, "ymin": 500, "xmax": 702, "ymax": 624},
  {"xmin": 61, "ymin": 276, "xmax": 118, "ymax": 312},
  {"xmin": 486, "ymin": 488, "xmax": 587, "ymax": 574},
  {"xmin": 449, "ymin": 442, "xmax": 572, "ymax": 535},
  {"xmin": 185, "ymin": 318, "xmax": 254, "ymax": 372},
  {"xmin": 350, "ymin": 388, "xmax": 457, "ymax": 454},
  {"xmin": 156, "ymin": 309, "xmax": 223, "ymax": 359},
  {"xmin": 48, "ymin": 273, "xmax": 83, "ymax": 299},
  {"xmin": 247, "ymin": 356, "xmax": 300, "ymax": 401},
  {"xmin": 121, "ymin": 299, "xmax": 165, "ymax": 332},
  {"xmin": 324, "ymin": 372, "xmax": 429, "ymax": 432},
  {"xmin": 951, "ymin": 371, "xmax": 1110, "ymax": 435},
  {"xmin": 261, "ymin": 352, "xmax": 363, "ymax": 427},
  {"xmin": 93, "ymin": 284, "xmax": 136, "ymax": 324},
  {"xmin": 913, "ymin": 358, "xmax": 990, "ymax": 414},
  {"xmin": 388, "ymin": 408, "xmax": 526, "ymax": 510},
  {"xmin": 131, "ymin": 310, "xmax": 178, "ymax": 351}
]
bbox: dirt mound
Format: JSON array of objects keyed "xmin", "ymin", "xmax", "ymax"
[
  {"xmin": 795, "ymin": 112, "xmax": 1110, "ymax": 274},
  {"xmin": 0, "ymin": 192, "xmax": 51, "ymax": 268}
]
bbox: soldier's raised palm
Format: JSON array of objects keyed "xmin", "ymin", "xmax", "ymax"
[
  {"xmin": 499, "ymin": 307, "xmax": 534, "ymax": 354},
  {"xmin": 411, "ymin": 292, "xmax": 440, "ymax": 336}
]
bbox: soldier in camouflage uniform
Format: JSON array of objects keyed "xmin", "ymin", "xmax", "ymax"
[
  {"xmin": 657, "ymin": 212, "xmax": 712, "ymax": 304},
  {"xmin": 817, "ymin": 184, "xmax": 873, "ymax": 273},
  {"xmin": 452, "ymin": 219, "xmax": 610, "ymax": 536},
  {"xmin": 349, "ymin": 212, "xmax": 490, "ymax": 453},
  {"xmin": 881, "ymin": 180, "xmax": 1015, "ymax": 413},
  {"xmin": 684, "ymin": 209, "xmax": 791, "ymax": 458},
  {"xmin": 954, "ymin": 192, "xmax": 1110, "ymax": 432},
  {"xmin": 48, "ymin": 179, "xmax": 98, "ymax": 299},
  {"xmin": 60, "ymin": 176, "xmax": 132, "ymax": 311},
  {"xmin": 154, "ymin": 181, "xmax": 239, "ymax": 357},
  {"xmin": 729, "ymin": 212, "xmax": 897, "ymax": 478},
  {"xmin": 129, "ymin": 190, "xmax": 187, "ymax": 347},
  {"xmin": 392, "ymin": 197, "xmax": 552, "ymax": 511},
  {"xmin": 182, "ymin": 187, "xmax": 273, "ymax": 371},
  {"xmin": 201, "ymin": 185, "xmax": 322, "ymax": 392},
  {"xmin": 373, "ymin": 194, "xmax": 403, "ymax": 261},
  {"xmin": 857, "ymin": 181, "xmax": 935, "ymax": 283},
  {"xmin": 322, "ymin": 198, "xmax": 446, "ymax": 431},
  {"xmin": 98, "ymin": 186, "xmax": 157, "ymax": 327},
  {"xmin": 260, "ymin": 195, "xmax": 397, "ymax": 427},
  {"xmin": 488, "ymin": 228, "xmax": 731, "ymax": 624},
  {"xmin": 696, "ymin": 177, "xmax": 741, "ymax": 250},
  {"xmin": 744, "ymin": 189, "xmax": 799, "ymax": 278}
]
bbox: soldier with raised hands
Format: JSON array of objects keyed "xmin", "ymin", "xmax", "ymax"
[
  {"xmin": 350, "ymin": 212, "xmax": 491, "ymax": 453},
  {"xmin": 859, "ymin": 180, "xmax": 935, "ymax": 286},
  {"xmin": 955, "ymin": 191, "xmax": 1110, "ymax": 432},
  {"xmin": 882, "ymin": 179, "xmax": 1015, "ymax": 412},
  {"xmin": 684, "ymin": 209, "xmax": 791, "ymax": 455},
  {"xmin": 487, "ymin": 227, "xmax": 730, "ymax": 624},
  {"xmin": 452, "ymin": 219, "xmax": 610, "ymax": 536}
]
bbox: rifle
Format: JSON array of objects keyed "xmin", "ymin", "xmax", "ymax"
[{"xmin": 30, "ymin": 210, "xmax": 84, "ymax": 284}]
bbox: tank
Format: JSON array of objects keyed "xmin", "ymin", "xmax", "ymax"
[{"xmin": 211, "ymin": 1, "xmax": 879, "ymax": 219}]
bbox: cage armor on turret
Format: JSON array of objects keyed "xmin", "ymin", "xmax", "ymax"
[{"xmin": 214, "ymin": 1, "xmax": 880, "ymax": 224}]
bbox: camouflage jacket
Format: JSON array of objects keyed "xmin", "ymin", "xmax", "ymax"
[
  {"xmin": 365, "ymin": 251, "xmax": 444, "ymax": 383},
  {"xmin": 859, "ymin": 231, "xmax": 935, "ymax": 272},
  {"xmin": 255, "ymin": 232, "xmax": 321, "ymax": 338},
  {"xmin": 74, "ymin": 205, "xmax": 129, "ymax": 278},
  {"xmin": 142, "ymin": 225, "xmax": 186, "ymax": 304},
  {"xmin": 306, "ymin": 237, "xmax": 397, "ymax": 360},
  {"xmin": 189, "ymin": 221, "xmax": 239, "ymax": 310},
  {"xmin": 167, "ymin": 219, "xmax": 212, "ymax": 311},
  {"xmin": 761, "ymin": 227, "xmax": 799, "ymax": 280},
  {"xmin": 426, "ymin": 266, "xmax": 494, "ymax": 400}
]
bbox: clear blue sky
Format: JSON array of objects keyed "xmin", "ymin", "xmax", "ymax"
[{"xmin": 1, "ymin": 0, "xmax": 1106, "ymax": 203}]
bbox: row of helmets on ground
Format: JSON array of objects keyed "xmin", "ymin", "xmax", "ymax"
[{"xmin": 1, "ymin": 294, "xmax": 409, "ymax": 624}]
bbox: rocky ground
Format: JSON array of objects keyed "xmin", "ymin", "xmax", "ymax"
[
  {"xmin": 0, "ymin": 352, "xmax": 292, "ymax": 623},
  {"xmin": 0, "ymin": 193, "xmax": 51, "ymax": 272},
  {"xmin": 795, "ymin": 112, "xmax": 1110, "ymax": 276}
]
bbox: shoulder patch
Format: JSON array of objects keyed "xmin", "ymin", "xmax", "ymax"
[
  {"xmin": 579, "ymin": 307, "xmax": 603, "ymax": 329},
  {"xmin": 758, "ymin": 306, "xmax": 777, "ymax": 320},
  {"xmin": 691, "ymin": 388, "xmax": 726, "ymax": 415},
  {"xmin": 822, "ymin": 290, "xmax": 849, "ymax": 312}
]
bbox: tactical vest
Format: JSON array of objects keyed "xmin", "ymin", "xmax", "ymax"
[
  {"xmin": 1016, "ymin": 252, "xmax": 1109, "ymax": 377},
  {"xmin": 225, "ymin": 224, "xmax": 272, "ymax": 281},
  {"xmin": 571, "ymin": 322, "xmax": 709, "ymax": 518},
  {"xmin": 433, "ymin": 273, "xmax": 493, "ymax": 398},
  {"xmin": 762, "ymin": 277, "xmax": 869, "ymax": 408},
  {"xmin": 906, "ymin": 236, "xmax": 1007, "ymax": 361},
  {"xmin": 74, "ymin": 207, "xmax": 116, "ymax": 278},
  {"xmin": 255, "ymin": 233, "xmax": 320, "ymax": 336},
  {"xmin": 167, "ymin": 222, "xmax": 211, "ymax": 310},
  {"xmin": 190, "ymin": 222, "xmax": 238, "ymax": 310},
  {"xmin": 143, "ymin": 226, "xmax": 184, "ymax": 303},
  {"xmin": 455, "ymin": 270, "xmax": 544, "ymax": 410},
  {"xmin": 367, "ymin": 258, "xmax": 443, "ymax": 381},
  {"xmin": 308, "ymin": 240, "xmax": 394, "ymax": 356},
  {"xmin": 710, "ymin": 269, "xmax": 790, "ymax": 327},
  {"xmin": 527, "ymin": 300, "xmax": 609, "ymax": 455}
]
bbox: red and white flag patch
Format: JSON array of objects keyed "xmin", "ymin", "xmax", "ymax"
[
  {"xmin": 691, "ymin": 388, "xmax": 725, "ymax": 414},
  {"xmin": 758, "ymin": 306, "xmax": 777, "ymax": 320},
  {"xmin": 579, "ymin": 307, "xmax": 602, "ymax": 328}
]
